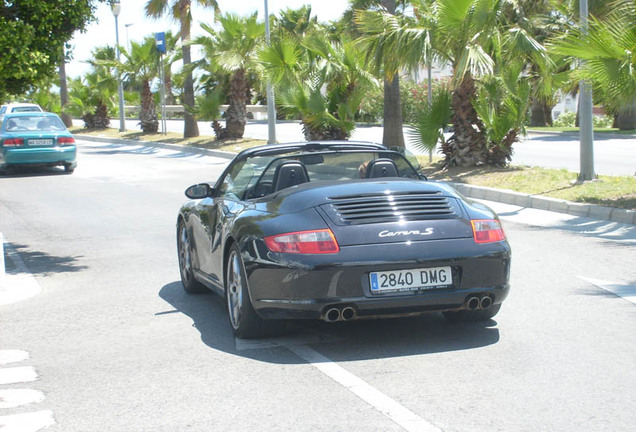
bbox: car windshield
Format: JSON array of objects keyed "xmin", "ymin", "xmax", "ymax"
[
  {"xmin": 219, "ymin": 149, "xmax": 421, "ymax": 200},
  {"xmin": 4, "ymin": 116, "xmax": 66, "ymax": 132}
]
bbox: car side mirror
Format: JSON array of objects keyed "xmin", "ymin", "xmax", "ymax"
[{"xmin": 185, "ymin": 183, "xmax": 215, "ymax": 199}]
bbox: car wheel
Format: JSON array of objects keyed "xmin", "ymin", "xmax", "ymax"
[
  {"xmin": 177, "ymin": 221, "xmax": 207, "ymax": 294},
  {"xmin": 64, "ymin": 164, "xmax": 75, "ymax": 174},
  {"xmin": 225, "ymin": 245, "xmax": 264, "ymax": 339},
  {"xmin": 443, "ymin": 304, "xmax": 501, "ymax": 322}
]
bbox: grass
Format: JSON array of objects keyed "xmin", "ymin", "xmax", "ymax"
[
  {"xmin": 71, "ymin": 126, "xmax": 635, "ymax": 211},
  {"xmin": 528, "ymin": 126, "xmax": 636, "ymax": 134},
  {"xmin": 420, "ymin": 161, "xmax": 636, "ymax": 210},
  {"xmin": 69, "ymin": 126, "xmax": 265, "ymax": 153}
]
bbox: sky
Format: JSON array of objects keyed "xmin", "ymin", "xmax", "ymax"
[{"xmin": 67, "ymin": 0, "xmax": 350, "ymax": 78}]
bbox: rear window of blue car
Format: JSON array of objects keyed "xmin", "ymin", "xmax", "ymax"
[{"xmin": 4, "ymin": 116, "xmax": 66, "ymax": 132}]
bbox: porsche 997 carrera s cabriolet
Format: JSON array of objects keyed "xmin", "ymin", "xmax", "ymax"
[{"xmin": 177, "ymin": 142, "xmax": 511, "ymax": 338}]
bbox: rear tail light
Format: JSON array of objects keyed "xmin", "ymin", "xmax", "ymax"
[
  {"xmin": 471, "ymin": 220, "xmax": 506, "ymax": 243},
  {"xmin": 3, "ymin": 138, "xmax": 24, "ymax": 147},
  {"xmin": 57, "ymin": 137, "xmax": 75, "ymax": 145},
  {"xmin": 264, "ymin": 229, "xmax": 340, "ymax": 254}
]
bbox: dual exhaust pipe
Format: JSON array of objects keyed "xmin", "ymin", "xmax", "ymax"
[
  {"xmin": 466, "ymin": 295, "xmax": 493, "ymax": 311},
  {"xmin": 324, "ymin": 306, "xmax": 356, "ymax": 322}
]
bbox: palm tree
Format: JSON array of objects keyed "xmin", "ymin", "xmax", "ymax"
[
  {"xmin": 145, "ymin": 0, "xmax": 219, "ymax": 138},
  {"xmin": 349, "ymin": 0, "xmax": 408, "ymax": 148},
  {"xmin": 260, "ymin": 26, "xmax": 378, "ymax": 140},
  {"xmin": 118, "ymin": 38, "xmax": 160, "ymax": 133},
  {"xmin": 195, "ymin": 13, "xmax": 265, "ymax": 138},
  {"xmin": 551, "ymin": 0, "xmax": 636, "ymax": 130},
  {"xmin": 357, "ymin": 0, "xmax": 546, "ymax": 166},
  {"xmin": 82, "ymin": 46, "xmax": 119, "ymax": 129}
]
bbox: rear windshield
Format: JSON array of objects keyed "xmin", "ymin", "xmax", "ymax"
[
  {"xmin": 4, "ymin": 116, "xmax": 66, "ymax": 132},
  {"xmin": 12, "ymin": 106, "xmax": 41, "ymax": 113}
]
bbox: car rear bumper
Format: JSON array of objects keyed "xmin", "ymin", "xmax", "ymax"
[
  {"xmin": 244, "ymin": 238, "xmax": 511, "ymax": 320},
  {"xmin": 1, "ymin": 146, "xmax": 76, "ymax": 167}
]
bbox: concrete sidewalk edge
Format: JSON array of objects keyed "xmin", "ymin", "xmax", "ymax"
[
  {"xmin": 75, "ymin": 133, "xmax": 635, "ymax": 226},
  {"xmin": 450, "ymin": 183, "xmax": 635, "ymax": 225}
]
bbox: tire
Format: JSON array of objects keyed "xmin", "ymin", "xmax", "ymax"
[
  {"xmin": 64, "ymin": 164, "xmax": 75, "ymax": 174},
  {"xmin": 443, "ymin": 304, "xmax": 502, "ymax": 322},
  {"xmin": 225, "ymin": 244, "xmax": 264, "ymax": 339},
  {"xmin": 177, "ymin": 221, "xmax": 207, "ymax": 294}
]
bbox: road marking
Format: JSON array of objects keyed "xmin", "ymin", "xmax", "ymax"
[
  {"xmin": 0, "ymin": 241, "xmax": 41, "ymax": 306},
  {"xmin": 288, "ymin": 345, "xmax": 441, "ymax": 432},
  {"xmin": 0, "ymin": 366, "xmax": 38, "ymax": 385},
  {"xmin": 0, "ymin": 350, "xmax": 29, "ymax": 365},
  {"xmin": 0, "ymin": 411, "xmax": 55, "ymax": 432},
  {"xmin": 0, "ymin": 389, "xmax": 46, "ymax": 409},
  {"xmin": 579, "ymin": 277, "xmax": 636, "ymax": 305}
]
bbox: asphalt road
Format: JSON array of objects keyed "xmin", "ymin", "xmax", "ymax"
[
  {"xmin": 1, "ymin": 139, "xmax": 635, "ymax": 431},
  {"xmin": 99, "ymin": 118, "xmax": 636, "ymax": 176}
]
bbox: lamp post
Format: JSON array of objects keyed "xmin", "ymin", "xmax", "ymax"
[
  {"xmin": 111, "ymin": 1, "xmax": 126, "ymax": 132},
  {"xmin": 124, "ymin": 23, "xmax": 134, "ymax": 50},
  {"xmin": 264, "ymin": 0, "xmax": 276, "ymax": 144},
  {"xmin": 578, "ymin": 0, "xmax": 594, "ymax": 181}
]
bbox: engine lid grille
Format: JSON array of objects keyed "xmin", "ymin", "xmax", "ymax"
[{"xmin": 321, "ymin": 192, "xmax": 461, "ymax": 225}]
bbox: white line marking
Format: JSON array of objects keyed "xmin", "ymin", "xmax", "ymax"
[
  {"xmin": 0, "ymin": 350, "xmax": 29, "ymax": 365},
  {"xmin": 0, "ymin": 389, "xmax": 46, "ymax": 409},
  {"xmin": 0, "ymin": 366, "xmax": 38, "ymax": 385},
  {"xmin": 579, "ymin": 277, "xmax": 636, "ymax": 304},
  {"xmin": 288, "ymin": 345, "xmax": 441, "ymax": 432},
  {"xmin": 0, "ymin": 242, "xmax": 41, "ymax": 306},
  {"xmin": 0, "ymin": 411, "xmax": 55, "ymax": 432}
]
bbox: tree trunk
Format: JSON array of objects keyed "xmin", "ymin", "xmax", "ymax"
[
  {"xmin": 379, "ymin": 0, "xmax": 405, "ymax": 148},
  {"xmin": 529, "ymin": 98, "xmax": 553, "ymax": 127},
  {"xmin": 140, "ymin": 80, "xmax": 158, "ymax": 133},
  {"xmin": 165, "ymin": 71, "xmax": 176, "ymax": 105},
  {"xmin": 180, "ymin": 2, "xmax": 199, "ymax": 138},
  {"xmin": 615, "ymin": 99, "xmax": 636, "ymax": 130},
  {"xmin": 382, "ymin": 75, "xmax": 405, "ymax": 148},
  {"xmin": 226, "ymin": 69, "xmax": 247, "ymax": 138},
  {"xmin": 444, "ymin": 74, "xmax": 487, "ymax": 167},
  {"xmin": 58, "ymin": 53, "xmax": 73, "ymax": 128}
]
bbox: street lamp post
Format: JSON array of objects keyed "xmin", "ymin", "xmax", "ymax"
[
  {"xmin": 264, "ymin": 0, "xmax": 276, "ymax": 144},
  {"xmin": 111, "ymin": 1, "xmax": 126, "ymax": 132},
  {"xmin": 578, "ymin": 0, "xmax": 594, "ymax": 181}
]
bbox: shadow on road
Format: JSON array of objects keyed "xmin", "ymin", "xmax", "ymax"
[
  {"xmin": 158, "ymin": 281, "xmax": 501, "ymax": 364},
  {"xmin": 4, "ymin": 242, "xmax": 88, "ymax": 276}
]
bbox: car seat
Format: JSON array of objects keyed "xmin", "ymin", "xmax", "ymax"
[
  {"xmin": 365, "ymin": 158, "xmax": 399, "ymax": 178},
  {"xmin": 272, "ymin": 161, "xmax": 310, "ymax": 192}
]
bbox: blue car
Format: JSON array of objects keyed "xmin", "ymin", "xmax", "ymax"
[{"xmin": 0, "ymin": 112, "xmax": 77, "ymax": 174}]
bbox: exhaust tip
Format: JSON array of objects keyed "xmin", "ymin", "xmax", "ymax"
[
  {"xmin": 325, "ymin": 308, "xmax": 341, "ymax": 322},
  {"xmin": 467, "ymin": 296, "xmax": 480, "ymax": 311},
  {"xmin": 341, "ymin": 307, "xmax": 356, "ymax": 321},
  {"xmin": 480, "ymin": 296, "xmax": 493, "ymax": 309}
]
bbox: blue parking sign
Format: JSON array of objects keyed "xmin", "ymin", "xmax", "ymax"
[{"xmin": 155, "ymin": 32, "xmax": 166, "ymax": 53}]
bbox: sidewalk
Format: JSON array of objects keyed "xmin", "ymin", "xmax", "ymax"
[{"xmin": 73, "ymin": 132, "xmax": 635, "ymax": 226}]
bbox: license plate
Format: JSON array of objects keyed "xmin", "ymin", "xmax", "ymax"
[
  {"xmin": 29, "ymin": 139, "xmax": 53, "ymax": 146},
  {"xmin": 369, "ymin": 266, "xmax": 452, "ymax": 293}
]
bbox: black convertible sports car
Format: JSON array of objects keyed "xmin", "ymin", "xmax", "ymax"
[{"xmin": 177, "ymin": 142, "xmax": 511, "ymax": 338}]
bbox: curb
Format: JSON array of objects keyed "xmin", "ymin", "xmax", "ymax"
[
  {"xmin": 75, "ymin": 134, "xmax": 235, "ymax": 160},
  {"xmin": 74, "ymin": 133, "xmax": 634, "ymax": 226},
  {"xmin": 450, "ymin": 183, "xmax": 635, "ymax": 226}
]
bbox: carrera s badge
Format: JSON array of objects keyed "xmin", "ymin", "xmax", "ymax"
[{"xmin": 378, "ymin": 228, "xmax": 434, "ymax": 238}]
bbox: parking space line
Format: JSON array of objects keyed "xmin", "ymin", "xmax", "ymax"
[
  {"xmin": 288, "ymin": 345, "xmax": 441, "ymax": 432},
  {"xmin": 579, "ymin": 277, "xmax": 636, "ymax": 305},
  {"xmin": 0, "ymin": 367, "xmax": 38, "ymax": 385},
  {"xmin": 0, "ymin": 411, "xmax": 55, "ymax": 432}
]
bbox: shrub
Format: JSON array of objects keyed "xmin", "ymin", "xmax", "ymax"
[{"xmin": 554, "ymin": 111, "xmax": 576, "ymax": 127}]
